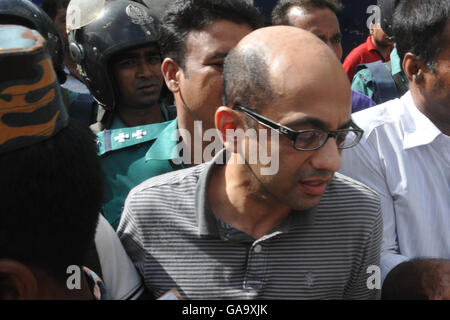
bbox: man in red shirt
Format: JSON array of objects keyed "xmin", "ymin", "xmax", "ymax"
[{"xmin": 343, "ymin": 22, "xmax": 394, "ymax": 81}]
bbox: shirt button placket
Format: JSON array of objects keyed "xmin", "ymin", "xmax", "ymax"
[{"xmin": 244, "ymin": 242, "xmax": 267, "ymax": 293}]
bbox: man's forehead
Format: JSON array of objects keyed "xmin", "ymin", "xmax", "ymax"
[
  {"xmin": 288, "ymin": 6, "xmax": 340, "ymax": 29},
  {"xmin": 261, "ymin": 68, "xmax": 351, "ymax": 129},
  {"xmin": 184, "ymin": 20, "xmax": 252, "ymax": 55},
  {"xmin": 111, "ymin": 45, "xmax": 160, "ymax": 65},
  {"xmin": 265, "ymin": 102, "xmax": 351, "ymax": 129},
  {"xmin": 281, "ymin": 115, "xmax": 352, "ymax": 130},
  {"xmin": 118, "ymin": 44, "xmax": 160, "ymax": 57}
]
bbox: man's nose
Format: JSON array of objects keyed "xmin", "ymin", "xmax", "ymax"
[
  {"xmin": 136, "ymin": 58, "xmax": 155, "ymax": 78},
  {"xmin": 309, "ymin": 137, "xmax": 342, "ymax": 173}
]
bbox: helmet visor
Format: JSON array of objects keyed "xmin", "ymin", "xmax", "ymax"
[{"xmin": 66, "ymin": 0, "xmax": 105, "ymax": 32}]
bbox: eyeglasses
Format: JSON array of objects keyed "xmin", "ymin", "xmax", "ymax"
[{"xmin": 233, "ymin": 104, "xmax": 364, "ymax": 151}]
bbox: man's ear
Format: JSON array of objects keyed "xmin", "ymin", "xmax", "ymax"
[
  {"xmin": 215, "ymin": 106, "xmax": 244, "ymax": 153},
  {"xmin": 161, "ymin": 58, "xmax": 182, "ymax": 93},
  {"xmin": 403, "ymin": 52, "xmax": 427, "ymax": 84},
  {"xmin": 0, "ymin": 259, "xmax": 38, "ymax": 300}
]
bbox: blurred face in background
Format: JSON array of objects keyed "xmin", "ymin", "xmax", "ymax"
[
  {"xmin": 286, "ymin": 6, "xmax": 343, "ymax": 60},
  {"xmin": 370, "ymin": 23, "xmax": 394, "ymax": 48}
]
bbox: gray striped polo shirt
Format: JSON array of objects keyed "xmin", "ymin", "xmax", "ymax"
[{"xmin": 118, "ymin": 151, "xmax": 382, "ymax": 300}]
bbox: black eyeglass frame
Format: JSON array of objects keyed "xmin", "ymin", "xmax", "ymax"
[{"xmin": 233, "ymin": 104, "xmax": 364, "ymax": 151}]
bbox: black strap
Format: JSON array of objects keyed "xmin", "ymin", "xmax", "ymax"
[
  {"xmin": 392, "ymin": 72, "xmax": 409, "ymax": 96},
  {"xmin": 364, "ymin": 60, "xmax": 399, "ymax": 104},
  {"xmin": 83, "ymin": 240, "xmax": 103, "ymax": 279},
  {"xmin": 68, "ymin": 93, "xmax": 97, "ymax": 127},
  {"xmin": 385, "ymin": 61, "xmax": 408, "ymax": 96}
]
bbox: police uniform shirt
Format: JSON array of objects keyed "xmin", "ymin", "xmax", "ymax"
[{"xmin": 97, "ymin": 106, "xmax": 182, "ymax": 229}]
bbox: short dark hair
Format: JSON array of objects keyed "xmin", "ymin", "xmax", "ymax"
[
  {"xmin": 42, "ymin": 0, "xmax": 70, "ymax": 21},
  {"xmin": 0, "ymin": 121, "xmax": 103, "ymax": 281},
  {"xmin": 159, "ymin": 0, "xmax": 264, "ymax": 69},
  {"xmin": 271, "ymin": 0, "xmax": 343, "ymax": 26},
  {"xmin": 222, "ymin": 45, "xmax": 274, "ymax": 115},
  {"xmin": 393, "ymin": 0, "xmax": 450, "ymax": 71}
]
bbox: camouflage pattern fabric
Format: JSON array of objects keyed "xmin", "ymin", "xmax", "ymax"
[{"xmin": 0, "ymin": 24, "xmax": 68, "ymax": 154}]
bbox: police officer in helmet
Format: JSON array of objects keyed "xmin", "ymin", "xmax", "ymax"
[
  {"xmin": 67, "ymin": 0, "xmax": 177, "ymax": 229},
  {"xmin": 67, "ymin": 0, "xmax": 172, "ymax": 130}
]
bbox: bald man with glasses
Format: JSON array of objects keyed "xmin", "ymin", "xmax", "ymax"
[
  {"xmin": 232, "ymin": 105, "xmax": 363, "ymax": 151},
  {"xmin": 118, "ymin": 26, "xmax": 382, "ymax": 300}
]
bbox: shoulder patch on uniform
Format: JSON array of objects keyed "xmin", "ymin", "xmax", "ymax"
[{"xmin": 97, "ymin": 121, "xmax": 172, "ymax": 156}]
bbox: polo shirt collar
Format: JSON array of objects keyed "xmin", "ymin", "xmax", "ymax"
[
  {"xmin": 145, "ymin": 118, "xmax": 180, "ymax": 161},
  {"xmin": 194, "ymin": 149, "xmax": 317, "ymax": 238},
  {"xmin": 366, "ymin": 35, "xmax": 378, "ymax": 53},
  {"xmin": 195, "ymin": 149, "xmax": 225, "ymax": 237},
  {"xmin": 401, "ymin": 91, "xmax": 443, "ymax": 150}
]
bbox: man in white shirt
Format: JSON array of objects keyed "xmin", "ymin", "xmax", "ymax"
[{"xmin": 340, "ymin": 0, "xmax": 449, "ymax": 299}]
